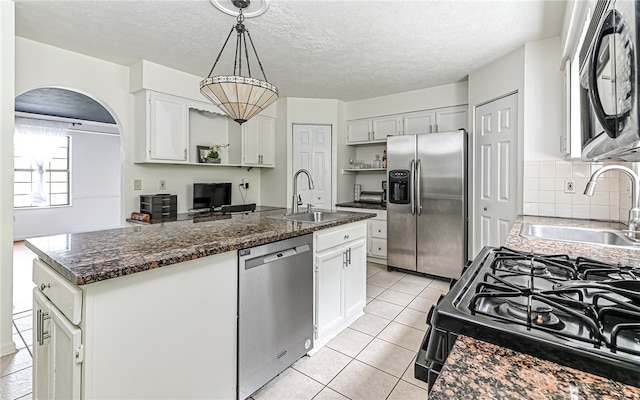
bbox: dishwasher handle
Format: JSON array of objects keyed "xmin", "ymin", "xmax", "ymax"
[{"xmin": 244, "ymin": 244, "xmax": 311, "ymax": 270}]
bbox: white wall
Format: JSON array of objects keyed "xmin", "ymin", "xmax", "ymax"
[
  {"xmin": 345, "ymin": 82, "xmax": 468, "ymax": 120},
  {"xmin": 1, "ymin": 0, "xmax": 16, "ymax": 357},
  {"xmin": 13, "ymin": 130, "xmax": 121, "ymax": 240},
  {"xmin": 523, "ymin": 37, "xmax": 564, "ymax": 161}
]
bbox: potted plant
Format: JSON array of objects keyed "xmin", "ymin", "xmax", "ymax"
[{"xmin": 205, "ymin": 144, "xmax": 229, "ymax": 163}]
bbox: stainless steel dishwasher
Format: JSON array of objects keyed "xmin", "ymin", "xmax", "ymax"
[{"xmin": 237, "ymin": 234, "xmax": 314, "ymax": 400}]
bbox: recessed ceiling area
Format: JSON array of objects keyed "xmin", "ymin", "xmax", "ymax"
[
  {"xmin": 14, "ymin": 0, "xmax": 567, "ymax": 102},
  {"xmin": 15, "ymin": 88, "xmax": 117, "ymax": 125}
]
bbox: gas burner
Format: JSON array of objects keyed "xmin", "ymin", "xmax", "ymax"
[
  {"xmin": 496, "ymin": 300, "xmax": 564, "ymax": 329},
  {"xmin": 512, "ymin": 259, "xmax": 551, "ymax": 276}
]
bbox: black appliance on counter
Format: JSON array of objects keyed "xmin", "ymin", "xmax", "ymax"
[
  {"xmin": 416, "ymin": 246, "xmax": 640, "ymax": 391},
  {"xmin": 193, "ymin": 182, "xmax": 231, "ymax": 210}
]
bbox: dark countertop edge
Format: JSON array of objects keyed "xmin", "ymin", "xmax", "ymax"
[
  {"xmin": 25, "ymin": 212, "xmax": 375, "ymax": 287},
  {"xmin": 335, "ymin": 202, "xmax": 386, "ymax": 210}
]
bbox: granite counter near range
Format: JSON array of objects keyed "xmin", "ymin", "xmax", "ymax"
[
  {"xmin": 26, "ymin": 207, "xmax": 375, "ymax": 286},
  {"xmin": 429, "ymin": 336, "xmax": 640, "ymax": 400}
]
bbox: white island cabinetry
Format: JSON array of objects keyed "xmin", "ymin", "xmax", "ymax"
[
  {"xmin": 32, "ymin": 251, "xmax": 238, "ymax": 400},
  {"xmin": 313, "ymin": 221, "xmax": 367, "ymax": 349}
]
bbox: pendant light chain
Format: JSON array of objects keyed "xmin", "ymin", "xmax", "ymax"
[{"xmin": 246, "ymin": 30, "xmax": 268, "ymax": 82}]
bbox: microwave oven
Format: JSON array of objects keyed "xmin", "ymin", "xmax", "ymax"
[{"xmin": 580, "ymin": 0, "xmax": 639, "ymax": 161}]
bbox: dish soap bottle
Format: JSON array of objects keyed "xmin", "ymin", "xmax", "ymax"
[{"xmin": 382, "ymin": 150, "xmax": 387, "ymax": 168}]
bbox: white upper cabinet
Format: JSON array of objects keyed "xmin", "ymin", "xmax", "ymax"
[
  {"xmin": 371, "ymin": 116, "xmax": 401, "ymax": 140},
  {"xmin": 435, "ymin": 106, "xmax": 468, "ymax": 132},
  {"xmin": 346, "ymin": 120, "xmax": 372, "ymax": 144},
  {"xmin": 135, "ymin": 91, "xmax": 189, "ymax": 163},
  {"xmin": 242, "ymin": 115, "xmax": 275, "ymax": 167},
  {"xmin": 402, "ymin": 110, "xmax": 435, "ymax": 135}
]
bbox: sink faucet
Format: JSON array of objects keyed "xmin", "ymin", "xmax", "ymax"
[
  {"xmin": 584, "ymin": 165, "xmax": 640, "ymax": 240},
  {"xmin": 291, "ymin": 169, "xmax": 315, "ymax": 214}
]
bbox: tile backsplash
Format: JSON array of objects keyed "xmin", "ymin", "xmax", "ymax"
[{"xmin": 523, "ymin": 160, "xmax": 631, "ymax": 224}]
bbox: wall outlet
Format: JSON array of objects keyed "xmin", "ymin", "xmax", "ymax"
[
  {"xmin": 241, "ymin": 178, "xmax": 249, "ymax": 189},
  {"xmin": 159, "ymin": 180, "xmax": 166, "ymax": 190},
  {"xmin": 564, "ymin": 178, "xmax": 575, "ymax": 194},
  {"xmin": 134, "ymin": 179, "xmax": 142, "ymax": 190}
]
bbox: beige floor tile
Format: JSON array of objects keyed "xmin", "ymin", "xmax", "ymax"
[
  {"xmin": 349, "ymin": 313, "xmax": 391, "ymax": 337},
  {"xmin": 364, "ymin": 299, "xmax": 404, "ymax": 320},
  {"xmin": 12, "ymin": 333, "xmax": 26, "ymax": 351},
  {"xmin": 252, "ymin": 368, "xmax": 323, "ymax": 400},
  {"xmin": 13, "ymin": 315, "xmax": 32, "ymax": 333},
  {"xmin": 328, "ymin": 359, "xmax": 398, "ymax": 400},
  {"xmin": 366, "ymin": 264, "xmax": 385, "ymax": 278},
  {"xmin": 367, "ymin": 273, "xmax": 402, "ymax": 289},
  {"xmin": 399, "ymin": 274, "xmax": 433, "ymax": 288},
  {"xmin": 355, "ymin": 338, "xmax": 415, "ymax": 378},
  {"xmin": 376, "ymin": 289, "xmax": 415, "ymax": 307},
  {"xmin": 427, "ymin": 279, "xmax": 451, "ymax": 291},
  {"xmin": 389, "ymin": 280, "xmax": 424, "ymax": 296},
  {"xmin": 326, "ymin": 328, "xmax": 373, "ymax": 358},
  {"xmin": 1, "ymin": 348, "xmax": 32, "ymax": 378},
  {"xmin": 401, "ymin": 357, "xmax": 428, "ymax": 391},
  {"xmin": 418, "ymin": 287, "xmax": 448, "ymax": 301},
  {"xmin": 366, "ymin": 296, "xmax": 374, "ymax": 304},
  {"xmin": 377, "ymin": 321, "xmax": 425, "ymax": 351},
  {"xmin": 0, "ymin": 367, "xmax": 32, "ymax": 400},
  {"xmin": 366, "ymin": 284, "xmax": 385, "ymax": 298},
  {"xmin": 407, "ymin": 296, "xmax": 436, "ymax": 313},
  {"xmin": 388, "ymin": 379, "xmax": 428, "ymax": 400},
  {"xmin": 394, "ymin": 308, "xmax": 428, "ymax": 331},
  {"xmin": 292, "ymin": 347, "xmax": 351, "ymax": 385},
  {"xmin": 312, "ymin": 387, "xmax": 349, "ymax": 400}
]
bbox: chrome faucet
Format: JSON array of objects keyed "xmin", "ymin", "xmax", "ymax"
[
  {"xmin": 584, "ymin": 165, "xmax": 640, "ymax": 240},
  {"xmin": 291, "ymin": 169, "xmax": 315, "ymax": 214}
]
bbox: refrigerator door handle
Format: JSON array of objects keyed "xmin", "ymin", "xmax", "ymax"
[
  {"xmin": 410, "ymin": 159, "xmax": 416, "ymax": 215},
  {"xmin": 416, "ymin": 158, "xmax": 422, "ymax": 216}
]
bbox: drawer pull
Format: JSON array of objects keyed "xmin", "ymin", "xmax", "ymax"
[
  {"xmin": 344, "ymin": 234, "xmax": 350, "ymax": 240},
  {"xmin": 40, "ymin": 283, "xmax": 50, "ymax": 291}
]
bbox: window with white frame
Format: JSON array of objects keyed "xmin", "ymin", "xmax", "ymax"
[{"xmin": 14, "ymin": 118, "xmax": 71, "ymax": 208}]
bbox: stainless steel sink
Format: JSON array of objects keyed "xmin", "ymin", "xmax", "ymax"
[
  {"xmin": 268, "ymin": 211, "xmax": 349, "ymax": 224},
  {"xmin": 520, "ymin": 223, "xmax": 640, "ymax": 247}
]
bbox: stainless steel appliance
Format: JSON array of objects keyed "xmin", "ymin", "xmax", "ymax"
[
  {"xmin": 580, "ymin": 0, "xmax": 640, "ymax": 161},
  {"xmin": 415, "ymin": 246, "xmax": 640, "ymax": 391},
  {"xmin": 238, "ymin": 235, "xmax": 313, "ymax": 400},
  {"xmin": 387, "ymin": 130, "xmax": 467, "ymax": 279},
  {"xmin": 357, "ymin": 191, "xmax": 384, "ymax": 205}
]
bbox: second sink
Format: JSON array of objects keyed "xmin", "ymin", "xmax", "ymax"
[{"xmin": 520, "ymin": 223, "xmax": 640, "ymax": 248}]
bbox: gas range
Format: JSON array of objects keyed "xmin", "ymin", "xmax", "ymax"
[{"xmin": 415, "ymin": 246, "xmax": 640, "ymax": 391}]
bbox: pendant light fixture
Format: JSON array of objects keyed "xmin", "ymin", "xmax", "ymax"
[{"xmin": 200, "ymin": 0, "xmax": 278, "ymax": 125}]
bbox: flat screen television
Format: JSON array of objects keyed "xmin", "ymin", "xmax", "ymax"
[{"xmin": 193, "ymin": 183, "xmax": 232, "ymax": 210}]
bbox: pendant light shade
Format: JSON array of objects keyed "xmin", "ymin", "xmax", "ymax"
[{"xmin": 200, "ymin": 0, "xmax": 278, "ymax": 124}]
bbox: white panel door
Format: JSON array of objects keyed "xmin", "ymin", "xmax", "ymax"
[
  {"xmin": 474, "ymin": 93, "xmax": 518, "ymax": 256},
  {"xmin": 293, "ymin": 124, "xmax": 332, "ymax": 210}
]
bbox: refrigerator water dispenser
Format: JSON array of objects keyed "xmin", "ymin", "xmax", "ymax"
[{"xmin": 388, "ymin": 170, "xmax": 410, "ymax": 204}]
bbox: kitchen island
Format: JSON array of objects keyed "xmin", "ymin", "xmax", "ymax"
[
  {"xmin": 428, "ymin": 215, "xmax": 640, "ymax": 398},
  {"xmin": 26, "ymin": 208, "xmax": 374, "ymax": 399}
]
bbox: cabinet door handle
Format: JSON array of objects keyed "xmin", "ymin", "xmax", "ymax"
[
  {"xmin": 343, "ymin": 250, "xmax": 347, "ymax": 268},
  {"xmin": 347, "ymin": 247, "xmax": 352, "ymax": 265},
  {"xmin": 37, "ymin": 309, "xmax": 51, "ymax": 346}
]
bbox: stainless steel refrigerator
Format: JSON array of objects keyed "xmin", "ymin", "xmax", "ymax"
[{"xmin": 387, "ymin": 129, "xmax": 467, "ymax": 279}]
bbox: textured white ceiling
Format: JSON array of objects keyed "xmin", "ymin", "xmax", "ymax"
[{"xmin": 14, "ymin": 0, "xmax": 566, "ymax": 101}]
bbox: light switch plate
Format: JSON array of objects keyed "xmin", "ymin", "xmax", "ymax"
[
  {"xmin": 159, "ymin": 180, "xmax": 166, "ymax": 190},
  {"xmin": 134, "ymin": 179, "xmax": 142, "ymax": 190}
]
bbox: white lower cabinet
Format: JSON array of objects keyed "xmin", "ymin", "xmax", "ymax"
[
  {"xmin": 337, "ymin": 207, "xmax": 387, "ymax": 263},
  {"xmin": 313, "ymin": 221, "xmax": 367, "ymax": 348},
  {"xmin": 32, "ymin": 251, "xmax": 238, "ymax": 400},
  {"xmin": 33, "ymin": 290, "xmax": 82, "ymax": 400}
]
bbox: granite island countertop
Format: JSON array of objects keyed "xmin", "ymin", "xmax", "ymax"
[
  {"xmin": 429, "ymin": 215, "xmax": 640, "ymax": 399},
  {"xmin": 26, "ymin": 207, "xmax": 375, "ymax": 286},
  {"xmin": 429, "ymin": 336, "xmax": 640, "ymax": 400},
  {"xmin": 335, "ymin": 201, "xmax": 386, "ymax": 210}
]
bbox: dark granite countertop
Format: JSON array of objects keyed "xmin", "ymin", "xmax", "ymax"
[
  {"xmin": 26, "ymin": 207, "xmax": 374, "ymax": 286},
  {"xmin": 429, "ymin": 216, "xmax": 640, "ymax": 398},
  {"xmin": 335, "ymin": 202, "xmax": 386, "ymax": 210},
  {"xmin": 429, "ymin": 336, "xmax": 640, "ymax": 399}
]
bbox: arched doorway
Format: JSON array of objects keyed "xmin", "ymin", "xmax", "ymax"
[{"xmin": 12, "ymin": 87, "xmax": 123, "ymax": 313}]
